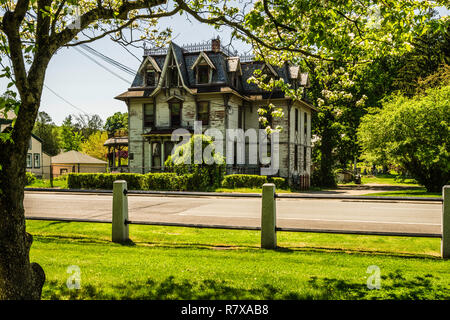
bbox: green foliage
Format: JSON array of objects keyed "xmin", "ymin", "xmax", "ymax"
[
  {"xmin": 67, "ymin": 172, "xmax": 195, "ymax": 191},
  {"xmin": 80, "ymin": 131, "xmax": 108, "ymax": 161},
  {"xmin": 269, "ymin": 177, "xmax": 287, "ymax": 190},
  {"xmin": 221, "ymin": 174, "xmax": 287, "ymax": 189},
  {"xmin": 358, "ymin": 85, "xmax": 450, "ymax": 192},
  {"xmin": 60, "ymin": 115, "xmax": 83, "ymax": 152},
  {"xmin": 67, "ymin": 173, "xmax": 144, "ymax": 190},
  {"xmin": 25, "ymin": 172, "xmax": 36, "ymax": 185},
  {"xmin": 104, "ymin": 112, "xmax": 128, "ymax": 136},
  {"xmin": 142, "ymin": 173, "xmax": 194, "ymax": 191},
  {"xmin": 32, "ymin": 111, "xmax": 61, "ymax": 156},
  {"xmin": 73, "ymin": 114, "xmax": 104, "ymax": 140},
  {"xmin": 393, "ymin": 21, "xmax": 450, "ymax": 96},
  {"xmin": 165, "ymin": 135, "xmax": 225, "ymax": 191},
  {"xmin": 222, "ymin": 174, "xmax": 268, "ymax": 189}
]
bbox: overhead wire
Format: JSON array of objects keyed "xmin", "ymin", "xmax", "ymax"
[
  {"xmin": 43, "ymin": 84, "xmax": 91, "ymax": 116},
  {"xmin": 73, "ymin": 46, "xmax": 132, "ymax": 84}
]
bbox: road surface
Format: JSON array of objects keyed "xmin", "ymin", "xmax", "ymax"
[{"xmin": 23, "ymin": 191, "xmax": 442, "ymax": 235}]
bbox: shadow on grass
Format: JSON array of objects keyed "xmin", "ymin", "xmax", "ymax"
[
  {"xmin": 43, "ymin": 270, "xmax": 449, "ymax": 300},
  {"xmin": 308, "ymin": 270, "xmax": 449, "ymax": 300},
  {"xmin": 33, "ymin": 233, "xmax": 439, "ymax": 260},
  {"xmin": 279, "ymin": 245, "xmax": 441, "ymax": 260}
]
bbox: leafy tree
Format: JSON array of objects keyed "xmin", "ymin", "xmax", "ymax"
[
  {"xmin": 73, "ymin": 113, "xmax": 104, "ymax": 140},
  {"xmin": 32, "ymin": 111, "xmax": 60, "ymax": 156},
  {"xmin": 104, "ymin": 111, "xmax": 128, "ymax": 137},
  {"xmin": 358, "ymin": 84, "xmax": 450, "ymax": 192},
  {"xmin": 60, "ymin": 115, "xmax": 82, "ymax": 152},
  {"xmin": 393, "ymin": 17, "xmax": 450, "ymax": 96},
  {"xmin": 81, "ymin": 131, "xmax": 108, "ymax": 160},
  {"xmin": 165, "ymin": 134, "xmax": 225, "ymax": 191}
]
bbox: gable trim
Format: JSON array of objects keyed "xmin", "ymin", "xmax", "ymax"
[
  {"xmin": 150, "ymin": 42, "xmax": 194, "ymax": 97},
  {"xmin": 138, "ymin": 56, "xmax": 162, "ymax": 74},
  {"xmin": 262, "ymin": 63, "xmax": 278, "ymax": 77},
  {"xmin": 191, "ymin": 51, "xmax": 216, "ymax": 70}
]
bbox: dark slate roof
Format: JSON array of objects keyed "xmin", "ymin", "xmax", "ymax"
[
  {"xmin": 126, "ymin": 41, "xmax": 308, "ymax": 98},
  {"xmin": 172, "ymin": 42, "xmax": 189, "ymax": 87}
]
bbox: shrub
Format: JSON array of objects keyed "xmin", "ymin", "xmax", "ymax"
[
  {"xmin": 26, "ymin": 172, "xmax": 36, "ymax": 185},
  {"xmin": 67, "ymin": 172, "xmax": 195, "ymax": 191},
  {"xmin": 67, "ymin": 173, "xmax": 145, "ymax": 190},
  {"xmin": 142, "ymin": 173, "xmax": 194, "ymax": 191},
  {"xmin": 165, "ymin": 134, "xmax": 225, "ymax": 191},
  {"xmin": 221, "ymin": 174, "xmax": 268, "ymax": 189},
  {"xmin": 268, "ymin": 177, "xmax": 287, "ymax": 189}
]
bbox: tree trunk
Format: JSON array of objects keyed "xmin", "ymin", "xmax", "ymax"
[
  {"xmin": 0, "ymin": 101, "xmax": 45, "ymax": 299},
  {"xmin": 319, "ymin": 130, "xmax": 337, "ymax": 188}
]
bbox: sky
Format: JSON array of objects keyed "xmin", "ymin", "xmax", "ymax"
[{"xmin": 0, "ymin": 5, "xmax": 448, "ymax": 126}]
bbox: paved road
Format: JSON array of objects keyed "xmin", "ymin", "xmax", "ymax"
[{"xmin": 23, "ymin": 191, "xmax": 442, "ymax": 235}]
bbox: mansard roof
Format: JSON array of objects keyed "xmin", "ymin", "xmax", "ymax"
[{"xmin": 121, "ymin": 39, "xmax": 312, "ymax": 103}]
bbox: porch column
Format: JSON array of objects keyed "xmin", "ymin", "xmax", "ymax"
[
  {"xmin": 149, "ymin": 141, "xmax": 152, "ymax": 172},
  {"xmin": 161, "ymin": 139, "xmax": 165, "ymax": 170}
]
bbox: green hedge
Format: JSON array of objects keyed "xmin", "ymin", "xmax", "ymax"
[
  {"xmin": 67, "ymin": 172, "xmax": 195, "ymax": 191},
  {"xmin": 67, "ymin": 173, "xmax": 288, "ymax": 191},
  {"xmin": 268, "ymin": 177, "xmax": 287, "ymax": 189},
  {"xmin": 221, "ymin": 174, "xmax": 287, "ymax": 189},
  {"xmin": 67, "ymin": 173, "xmax": 142, "ymax": 190},
  {"xmin": 142, "ymin": 173, "xmax": 195, "ymax": 191},
  {"xmin": 221, "ymin": 174, "xmax": 268, "ymax": 188}
]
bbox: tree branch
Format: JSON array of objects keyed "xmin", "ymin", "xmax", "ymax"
[
  {"xmin": 50, "ymin": 0, "xmax": 167, "ymax": 52},
  {"xmin": 175, "ymin": 0, "xmax": 332, "ymax": 61}
]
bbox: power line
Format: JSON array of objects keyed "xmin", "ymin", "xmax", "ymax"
[
  {"xmin": 73, "ymin": 46, "xmax": 132, "ymax": 84},
  {"xmin": 112, "ymin": 39, "xmax": 142, "ymax": 63},
  {"xmin": 43, "ymin": 84, "xmax": 90, "ymax": 116},
  {"xmin": 79, "ymin": 44, "xmax": 137, "ymax": 76}
]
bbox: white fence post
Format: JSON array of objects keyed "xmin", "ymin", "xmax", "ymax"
[
  {"xmin": 442, "ymin": 185, "xmax": 450, "ymax": 259},
  {"xmin": 112, "ymin": 180, "xmax": 129, "ymax": 243},
  {"xmin": 261, "ymin": 183, "xmax": 277, "ymax": 249}
]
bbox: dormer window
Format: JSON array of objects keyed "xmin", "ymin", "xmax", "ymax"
[
  {"xmin": 192, "ymin": 51, "xmax": 215, "ymax": 85},
  {"xmin": 197, "ymin": 65, "xmax": 210, "ymax": 84},
  {"xmin": 146, "ymin": 70, "xmax": 157, "ymax": 87},
  {"xmin": 138, "ymin": 56, "xmax": 161, "ymax": 88}
]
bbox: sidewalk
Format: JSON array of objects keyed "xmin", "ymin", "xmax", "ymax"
[{"xmin": 293, "ymin": 184, "xmax": 422, "ymax": 196}]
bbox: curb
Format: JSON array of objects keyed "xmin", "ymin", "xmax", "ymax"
[{"xmin": 24, "ymin": 187, "xmax": 443, "ymax": 202}]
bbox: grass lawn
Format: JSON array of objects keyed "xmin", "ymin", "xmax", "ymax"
[
  {"xmin": 27, "ymin": 178, "xmax": 68, "ymax": 189},
  {"xmin": 360, "ymin": 174, "xmax": 420, "ymax": 186},
  {"xmin": 27, "ymin": 220, "xmax": 450, "ymax": 300}
]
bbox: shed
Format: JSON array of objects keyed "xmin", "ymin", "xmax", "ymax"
[{"xmin": 51, "ymin": 150, "xmax": 107, "ymax": 177}]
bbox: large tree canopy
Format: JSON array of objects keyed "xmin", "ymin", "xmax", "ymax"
[{"xmin": 358, "ymin": 82, "xmax": 450, "ymax": 192}]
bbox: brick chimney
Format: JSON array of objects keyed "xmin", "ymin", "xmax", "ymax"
[{"xmin": 211, "ymin": 37, "xmax": 220, "ymax": 53}]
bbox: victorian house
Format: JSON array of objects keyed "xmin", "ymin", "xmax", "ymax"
[{"xmin": 114, "ymin": 38, "xmax": 315, "ymax": 187}]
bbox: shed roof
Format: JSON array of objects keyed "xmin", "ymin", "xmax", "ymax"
[{"xmin": 51, "ymin": 150, "xmax": 107, "ymax": 164}]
